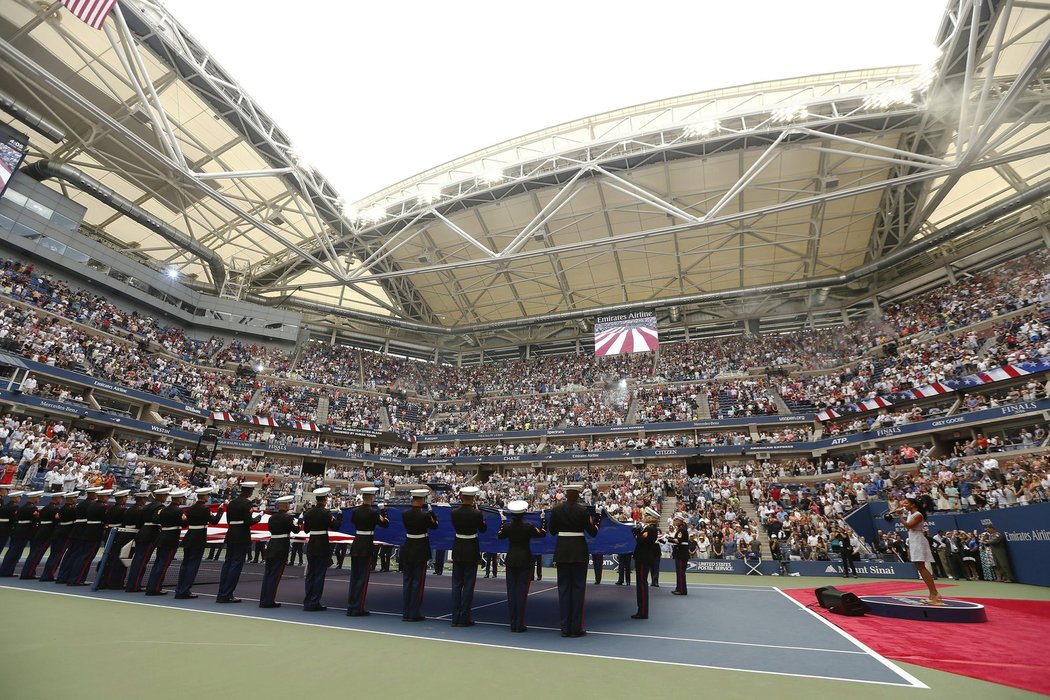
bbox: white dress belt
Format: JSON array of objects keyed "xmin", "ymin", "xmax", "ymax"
[
  {"xmin": 558, "ymin": 531, "xmax": 585, "ymax": 536},
  {"xmin": 455, "ymin": 533, "xmax": 478, "ymax": 539},
  {"xmin": 118, "ymin": 527, "xmax": 139, "ymax": 533},
  {"xmin": 227, "ymin": 520, "xmax": 245, "ymax": 525},
  {"xmin": 307, "ymin": 531, "xmax": 328, "ymax": 536},
  {"xmin": 187, "ymin": 525, "xmax": 207, "ymax": 530},
  {"xmin": 355, "ymin": 530, "xmax": 374, "ymax": 535},
  {"xmin": 269, "ymin": 533, "xmax": 290, "ymax": 539},
  {"xmin": 74, "ymin": 519, "xmax": 87, "ymax": 523},
  {"xmin": 405, "ymin": 533, "xmax": 427, "ymax": 539},
  {"xmin": 160, "ymin": 526, "xmax": 179, "ymax": 531},
  {"xmin": 86, "ymin": 520, "xmax": 102, "ymax": 525},
  {"xmin": 0, "ymin": 518, "xmax": 9, "ymax": 523}
]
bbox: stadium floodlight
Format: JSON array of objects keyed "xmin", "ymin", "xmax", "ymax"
[
  {"xmin": 476, "ymin": 167, "xmax": 505, "ymax": 185},
  {"xmin": 771, "ymin": 105, "xmax": 809, "ymax": 124},
  {"xmin": 416, "ymin": 184, "xmax": 443, "ymax": 206},
  {"xmin": 362, "ymin": 205, "xmax": 388, "ymax": 224},
  {"xmin": 166, "ymin": 268, "xmax": 179, "ymax": 279},
  {"xmin": 862, "ymin": 86, "xmax": 914, "ymax": 111},
  {"xmin": 683, "ymin": 120, "xmax": 719, "ymax": 138}
]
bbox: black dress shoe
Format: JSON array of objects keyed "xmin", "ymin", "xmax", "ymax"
[
  {"xmin": 260, "ymin": 603, "xmax": 282, "ymax": 608},
  {"xmin": 174, "ymin": 593, "xmax": 198, "ymax": 599},
  {"xmin": 303, "ymin": 605, "xmax": 328, "ymax": 612},
  {"xmin": 145, "ymin": 591, "xmax": 168, "ymax": 596},
  {"xmin": 560, "ymin": 632, "xmax": 570, "ymax": 637},
  {"xmin": 451, "ymin": 622, "xmax": 464, "ymax": 627},
  {"xmin": 615, "ymin": 582, "xmax": 624, "ymax": 586},
  {"xmin": 671, "ymin": 591, "xmax": 687, "ymax": 596},
  {"xmin": 651, "ymin": 584, "xmax": 660, "ymax": 588},
  {"xmin": 216, "ymin": 597, "xmax": 242, "ymax": 604},
  {"xmin": 348, "ymin": 610, "xmax": 370, "ymax": 617},
  {"xmin": 631, "ymin": 614, "xmax": 648, "ymax": 619},
  {"xmin": 570, "ymin": 631, "xmax": 587, "ymax": 637},
  {"xmin": 403, "ymin": 616, "xmax": 425, "ymax": 622}
]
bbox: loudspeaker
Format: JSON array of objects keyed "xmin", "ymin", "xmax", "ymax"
[{"xmin": 814, "ymin": 586, "xmax": 870, "ymax": 616}]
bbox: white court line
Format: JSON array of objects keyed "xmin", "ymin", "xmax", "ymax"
[
  {"xmin": 434, "ymin": 584, "xmax": 558, "ymax": 619},
  {"xmin": 1, "ymin": 584, "xmax": 918, "ymax": 687},
  {"xmin": 112, "ymin": 640, "xmax": 270, "ymax": 646},
  {"xmin": 772, "ymin": 587, "xmax": 929, "ymax": 690}
]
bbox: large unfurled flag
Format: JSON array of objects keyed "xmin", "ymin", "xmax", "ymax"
[
  {"xmin": 62, "ymin": 0, "xmax": 119, "ymax": 30},
  {"xmin": 209, "ymin": 411, "xmax": 235, "ymax": 422},
  {"xmin": 594, "ymin": 311, "xmax": 660, "ymax": 356}
]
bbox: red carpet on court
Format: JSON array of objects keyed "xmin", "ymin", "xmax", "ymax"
[{"xmin": 782, "ymin": 582, "xmax": 1050, "ymax": 695}]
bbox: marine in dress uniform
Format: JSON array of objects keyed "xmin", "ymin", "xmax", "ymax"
[
  {"xmin": 69, "ymin": 489, "xmax": 112, "ymax": 586},
  {"xmin": 124, "ymin": 487, "xmax": 169, "ymax": 592},
  {"xmin": 497, "ymin": 500, "xmax": 546, "ymax": 632},
  {"xmin": 591, "ymin": 552, "xmax": 604, "ymax": 585},
  {"xmin": 39, "ymin": 491, "xmax": 78, "ymax": 582},
  {"xmin": 0, "ymin": 491, "xmax": 42, "ymax": 576},
  {"xmin": 55, "ymin": 487, "xmax": 96, "ymax": 583},
  {"xmin": 104, "ymin": 491, "xmax": 148, "ymax": 589},
  {"xmin": 145, "ymin": 489, "xmax": 188, "ymax": 595},
  {"xmin": 401, "ymin": 488, "xmax": 438, "ymax": 621},
  {"xmin": 302, "ymin": 487, "xmax": 342, "ymax": 611},
  {"xmin": 216, "ymin": 482, "xmax": 262, "ymax": 603},
  {"xmin": 347, "ymin": 487, "xmax": 389, "ymax": 617},
  {"xmin": 95, "ymin": 490, "xmax": 130, "ymax": 588},
  {"xmin": 259, "ymin": 495, "xmax": 300, "ymax": 608},
  {"xmin": 669, "ymin": 514, "xmax": 690, "ymax": 595},
  {"xmin": 20, "ymin": 491, "xmax": 63, "ymax": 579},
  {"xmin": 0, "ymin": 487, "xmax": 21, "ymax": 555},
  {"xmin": 631, "ymin": 508, "xmax": 661, "ymax": 619},
  {"xmin": 174, "ymin": 488, "xmax": 224, "ymax": 599},
  {"xmin": 548, "ymin": 484, "xmax": 601, "ymax": 637},
  {"xmin": 449, "ymin": 487, "xmax": 487, "ymax": 627}
]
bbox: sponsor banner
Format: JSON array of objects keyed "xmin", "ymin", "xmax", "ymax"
[
  {"xmin": 785, "ymin": 559, "xmax": 919, "ymax": 579},
  {"xmin": 869, "ymin": 501, "xmax": 1050, "ymax": 587},
  {"xmin": 0, "ymin": 352, "xmax": 210, "ymax": 417},
  {"xmin": 818, "ymin": 360, "xmax": 1050, "ymax": 421},
  {"xmin": 0, "ymin": 389, "xmax": 200, "ymax": 441},
  {"xmin": 594, "ymin": 311, "xmax": 659, "ymax": 356},
  {"xmin": 414, "ymin": 414, "xmax": 815, "ymax": 444},
  {"xmin": 326, "ymin": 424, "xmax": 383, "ymax": 439}
]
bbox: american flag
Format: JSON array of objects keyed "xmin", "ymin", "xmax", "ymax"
[
  {"xmin": 62, "ymin": 0, "xmax": 119, "ymax": 30},
  {"xmin": 593, "ymin": 312, "xmax": 660, "ymax": 356}
]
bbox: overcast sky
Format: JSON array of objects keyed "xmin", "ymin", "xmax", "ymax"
[{"xmin": 166, "ymin": 0, "xmax": 947, "ymax": 205}]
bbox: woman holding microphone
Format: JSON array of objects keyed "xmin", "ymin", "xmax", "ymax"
[{"xmin": 897, "ymin": 497, "xmax": 942, "ymax": 603}]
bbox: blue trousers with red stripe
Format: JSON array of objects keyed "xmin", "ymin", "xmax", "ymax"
[
  {"xmin": 556, "ymin": 562, "xmax": 587, "ymax": 635},
  {"xmin": 347, "ymin": 555, "xmax": 372, "ymax": 614},
  {"xmin": 450, "ymin": 561, "xmax": 478, "ymax": 624},
  {"xmin": 145, "ymin": 545, "xmax": 177, "ymax": 594},
  {"xmin": 0, "ymin": 536, "xmax": 29, "ymax": 576},
  {"xmin": 124, "ymin": 542, "xmax": 155, "ymax": 592},
  {"xmin": 39, "ymin": 537, "xmax": 69, "ymax": 581},
  {"xmin": 635, "ymin": 561, "xmax": 651, "ymax": 616},
  {"xmin": 505, "ymin": 565, "xmax": 531, "ymax": 630},
  {"xmin": 259, "ymin": 558, "xmax": 286, "ymax": 607},
  {"xmin": 303, "ymin": 554, "xmax": 329, "ymax": 608},
  {"xmin": 402, "ymin": 561, "xmax": 427, "ymax": 618},
  {"xmin": 19, "ymin": 537, "xmax": 50, "ymax": 579},
  {"xmin": 673, "ymin": 558, "xmax": 688, "ymax": 594},
  {"xmin": 69, "ymin": 540, "xmax": 101, "ymax": 585}
]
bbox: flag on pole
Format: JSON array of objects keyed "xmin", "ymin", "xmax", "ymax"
[{"xmin": 62, "ymin": 0, "xmax": 119, "ymax": 30}]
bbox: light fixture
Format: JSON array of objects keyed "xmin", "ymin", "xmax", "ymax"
[
  {"xmin": 416, "ymin": 184, "xmax": 442, "ymax": 205},
  {"xmin": 362, "ymin": 206, "xmax": 388, "ymax": 224},
  {"xmin": 166, "ymin": 268, "xmax": 179, "ymax": 279},
  {"xmin": 476, "ymin": 166, "xmax": 505, "ymax": 185},
  {"xmin": 771, "ymin": 105, "xmax": 809, "ymax": 124},
  {"xmin": 862, "ymin": 87, "xmax": 914, "ymax": 111},
  {"xmin": 683, "ymin": 120, "xmax": 719, "ymax": 138}
]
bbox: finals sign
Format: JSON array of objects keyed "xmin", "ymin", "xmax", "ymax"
[{"xmin": 594, "ymin": 311, "xmax": 659, "ymax": 356}]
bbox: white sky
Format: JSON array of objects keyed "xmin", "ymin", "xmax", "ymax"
[{"xmin": 166, "ymin": 0, "xmax": 948, "ymax": 205}]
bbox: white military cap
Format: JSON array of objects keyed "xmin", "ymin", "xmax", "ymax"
[
  {"xmin": 153, "ymin": 487, "xmax": 171, "ymax": 495},
  {"xmin": 276, "ymin": 495, "xmax": 295, "ymax": 504},
  {"xmin": 360, "ymin": 487, "xmax": 379, "ymax": 495},
  {"xmin": 112, "ymin": 490, "xmax": 130, "ymax": 498},
  {"xmin": 506, "ymin": 500, "xmax": 529, "ymax": 514},
  {"xmin": 459, "ymin": 486, "xmax": 480, "ymax": 497},
  {"xmin": 7, "ymin": 491, "xmax": 25, "ymax": 498},
  {"xmin": 133, "ymin": 491, "xmax": 151, "ymax": 498},
  {"xmin": 169, "ymin": 488, "xmax": 188, "ymax": 498},
  {"xmin": 564, "ymin": 484, "xmax": 583, "ymax": 492},
  {"xmin": 410, "ymin": 488, "xmax": 430, "ymax": 498},
  {"xmin": 48, "ymin": 492, "xmax": 65, "ymax": 499},
  {"xmin": 84, "ymin": 487, "xmax": 101, "ymax": 493},
  {"xmin": 96, "ymin": 489, "xmax": 113, "ymax": 497},
  {"xmin": 64, "ymin": 491, "xmax": 80, "ymax": 499},
  {"xmin": 644, "ymin": 507, "xmax": 660, "ymax": 519},
  {"xmin": 313, "ymin": 487, "xmax": 332, "ymax": 497},
  {"xmin": 25, "ymin": 490, "xmax": 44, "ymax": 498},
  {"xmin": 673, "ymin": 512, "xmax": 686, "ymax": 521},
  {"xmin": 194, "ymin": 487, "xmax": 213, "ymax": 496},
  {"xmin": 241, "ymin": 481, "xmax": 260, "ymax": 488}
]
